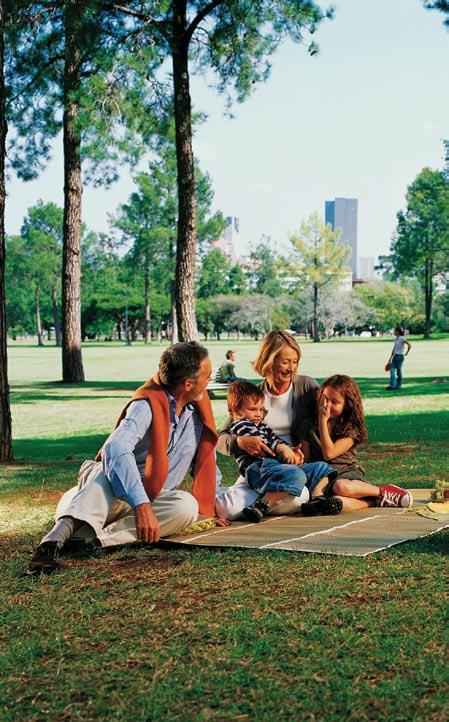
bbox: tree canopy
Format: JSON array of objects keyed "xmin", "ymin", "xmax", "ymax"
[{"xmin": 382, "ymin": 168, "xmax": 449, "ymax": 337}]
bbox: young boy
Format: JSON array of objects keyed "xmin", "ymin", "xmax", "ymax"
[
  {"xmin": 228, "ymin": 381, "xmax": 340, "ymax": 522},
  {"xmin": 386, "ymin": 325, "xmax": 411, "ymax": 390}
]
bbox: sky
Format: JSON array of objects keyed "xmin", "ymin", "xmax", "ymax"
[{"xmin": 5, "ymin": 0, "xmax": 449, "ymax": 264}]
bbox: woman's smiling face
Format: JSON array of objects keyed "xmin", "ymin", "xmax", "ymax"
[{"xmin": 270, "ymin": 346, "xmax": 299, "ymax": 387}]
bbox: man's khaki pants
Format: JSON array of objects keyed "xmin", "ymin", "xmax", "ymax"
[{"xmin": 55, "ymin": 460, "xmax": 199, "ymax": 548}]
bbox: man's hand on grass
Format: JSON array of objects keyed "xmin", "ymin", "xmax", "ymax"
[{"xmin": 134, "ymin": 502, "xmax": 160, "ymax": 544}]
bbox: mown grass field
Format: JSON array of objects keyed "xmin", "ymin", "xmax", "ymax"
[{"xmin": 2, "ymin": 339, "xmax": 449, "ymax": 721}]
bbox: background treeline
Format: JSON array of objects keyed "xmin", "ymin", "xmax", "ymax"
[{"xmin": 7, "ymin": 195, "xmax": 449, "ymax": 343}]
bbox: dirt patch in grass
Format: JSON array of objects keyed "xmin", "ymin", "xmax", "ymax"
[
  {"xmin": 363, "ymin": 443, "xmax": 418, "ymax": 456},
  {"xmin": 1, "ymin": 489, "xmax": 63, "ymax": 505}
]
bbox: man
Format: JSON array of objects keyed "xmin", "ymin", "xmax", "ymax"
[
  {"xmin": 216, "ymin": 350, "xmax": 245, "ymax": 383},
  {"xmin": 28, "ymin": 341, "xmax": 219, "ymax": 575}
]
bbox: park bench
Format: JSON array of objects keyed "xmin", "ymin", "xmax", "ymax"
[{"xmin": 207, "ymin": 368, "xmax": 230, "ymax": 399}]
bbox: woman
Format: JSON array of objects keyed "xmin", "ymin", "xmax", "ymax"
[{"xmin": 215, "ymin": 331, "xmax": 318, "ymax": 520}]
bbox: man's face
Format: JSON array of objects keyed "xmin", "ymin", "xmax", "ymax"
[{"xmin": 187, "ymin": 357, "xmax": 212, "ymax": 402}]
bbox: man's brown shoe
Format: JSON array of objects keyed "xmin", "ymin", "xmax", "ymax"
[{"xmin": 27, "ymin": 541, "xmax": 59, "ymax": 576}]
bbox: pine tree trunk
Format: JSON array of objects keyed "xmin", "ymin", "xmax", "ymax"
[
  {"xmin": 62, "ymin": 0, "xmax": 85, "ymax": 382},
  {"xmin": 35, "ymin": 287, "xmax": 44, "ymax": 346},
  {"xmin": 424, "ymin": 257, "xmax": 432, "ymax": 339},
  {"xmin": 143, "ymin": 259, "xmax": 151, "ymax": 343},
  {"xmin": 170, "ymin": 277, "xmax": 178, "ymax": 343},
  {"xmin": 52, "ymin": 285, "xmax": 61, "ymax": 346},
  {"xmin": 0, "ymin": 2, "xmax": 13, "ymax": 461},
  {"xmin": 313, "ymin": 283, "xmax": 320, "ymax": 342},
  {"xmin": 172, "ymin": 1, "xmax": 198, "ymax": 341}
]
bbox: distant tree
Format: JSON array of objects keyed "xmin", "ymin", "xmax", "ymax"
[
  {"xmin": 5, "ymin": 235, "xmax": 35, "ymax": 336},
  {"xmin": 286, "ymin": 289, "xmax": 313, "ymax": 336},
  {"xmin": 353, "ymin": 282, "xmax": 416, "ymax": 334},
  {"xmin": 380, "ymin": 168, "xmax": 449, "ymax": 337},
  {"xmin": 0, "ymin": 0, "xmax": 12, "ymax": 461},
  {"xmin": 228, "ymin": 263, "xmax": 248, "ymax": 295},
  {"xmin": 433, "ymin": 291, "xmax": 449, "ymax": 332},
  {"xmin": 289, "ymin": 212, "xmax": 351, "ymax": 342},
  {"xmin": 113, "ymin": 174, "xmax": 171, "ymax": 343},
  {"xmin": 248, "ymin": 239, "xmax": 285, "ymax": 298},
  {"xmin": 19, "ymin": 201, "xmax": 64, "ymax": 345},
  {"xmin": 202, "ymin": 294, "xmax": 242, "ymax": 339},
  {"xmin": 229, "ymin": 294, "xmax": 274, "ymax": 340},
  {"xmin": 196, "ymin": 297, "xmax": 215, "ymax": 340},
  {"xmin": 197, "ymin": 248, "xmax": 231, "ymax": 298},
  {"xmin": 317, "ymin": 289, "xmax": 370, "ymax": 338}
]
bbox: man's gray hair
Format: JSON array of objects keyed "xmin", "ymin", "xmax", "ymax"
[{"xmin": 158, "ymin": 341, "xmax": 209, "ymax": 388}]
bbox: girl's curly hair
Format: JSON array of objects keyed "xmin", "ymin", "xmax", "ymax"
[{"xmin": 318, "ymin": 374, "xmax": 368, "ymax": 445}]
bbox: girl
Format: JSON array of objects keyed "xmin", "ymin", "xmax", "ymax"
[{"xmin": 300, "ymin": 374, "xmax": 413, "ymax": 514}]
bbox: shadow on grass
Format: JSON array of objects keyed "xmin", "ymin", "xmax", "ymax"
[
  {"xmin": 10, "ymin": 376, "xmax": 449, "ymax": 404},
  {"xmin": 11, "ymin": 380, "xmax": 140, "ymax": 404},
  {"xmin": 12, "ymin": 433, "xmax": 106, "ymax": 463},
  {"xmin": 349, "ymin": 377, "xmax": 449, "ymax": 399}
]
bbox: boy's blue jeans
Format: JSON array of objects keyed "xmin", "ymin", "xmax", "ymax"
[
  {"xmin": 246, "ymin": 458, "xmax": 336, "ymax": 497},
  {"xmin": 390, "ymin": 353, "xmax": 404, "ymax": 388}
]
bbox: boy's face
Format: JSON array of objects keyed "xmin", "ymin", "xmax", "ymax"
[{"xmin": 233, "ymin": 397, "xmax": 266, "ymax": 425}]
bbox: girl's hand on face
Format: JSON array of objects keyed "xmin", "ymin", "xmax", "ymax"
[{"xmin": 319, "ymin": 396, "xmax": 331, "ymax": 421}]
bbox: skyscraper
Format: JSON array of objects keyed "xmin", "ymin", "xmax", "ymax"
[
  {"xmin": 325, "ymin": 197, "xmax": 358, "ymax": 277},
  {"xmin": 358, "ymin": 256, "xmax": 377, "ymax": 282},
  {"xmin": 210, "ymin": 216, "xmax": 241, "ymax": 262}
]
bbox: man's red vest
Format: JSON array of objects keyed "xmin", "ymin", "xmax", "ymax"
[{"xmin": 96, "ymin": 376, "xmax": 218, "ymax": 516}]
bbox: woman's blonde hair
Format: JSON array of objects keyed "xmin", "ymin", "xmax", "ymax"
[{"xmin": 253, "ymin": 331, "xmax": 301, "ymax": 379}]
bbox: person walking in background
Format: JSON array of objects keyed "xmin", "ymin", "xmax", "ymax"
[
  {"xmin": 217, "ymin": 349, "xmax": 245, "ymax": 383},
  {"xmin": 386, "ymin": 325, "xmax": 411, "ymax": 390}
]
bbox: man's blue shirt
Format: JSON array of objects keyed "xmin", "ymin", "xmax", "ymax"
[{"xmin": 102, "ymin": 393, "xmax": 204, "ymax": 508}]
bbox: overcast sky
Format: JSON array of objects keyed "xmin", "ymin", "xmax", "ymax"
[{"xmin": 5, "ymin": 0, "xmax": 449, "ymax": 263}]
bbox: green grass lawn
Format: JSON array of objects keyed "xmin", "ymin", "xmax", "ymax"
[{"xmin": 2, "ymin": 340, "xmax": 449, "ymax": 721}]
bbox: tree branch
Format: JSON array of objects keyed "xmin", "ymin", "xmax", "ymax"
[
  {"xmin": 185, "ymin": 0, "xmax": 225, "ymax": 45},
  {"xmin": 8, "ymin": 54, "xmax": 64, "ymax": 104},
  {"xmin": 101, "ymin": 2, "xmax": 150, "ymax": 21},
  {"xmin": 101, "ymin": 2, "xmax": 171, "ymax": 40}
]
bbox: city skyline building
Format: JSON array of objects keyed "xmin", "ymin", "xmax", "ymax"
[
  {"xmin": 211, "ymin": 215, "xmax": 242, "ymax": 263},
  {"xmin": 358, "ymin": 256, "xmax": 378, "ymax": 282},
  {"xmin": 325, "ymin": 197, "xmax": 358, "ymax": 278}
]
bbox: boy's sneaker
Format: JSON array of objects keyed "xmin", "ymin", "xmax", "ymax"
[
  {"xmin": 301, "ymin": 495, "xmax": 343, "ymax": 517},
  {"xmin": 377, "ymin": 484, "xmax": 413, "ymax": 508},
  {"xmin": 27, "ymin": 541, "xmax": 60, "ymax": 576},
  {"xmin": 242, "ymin": 499, "xmax": 270, "ymax": 523}
]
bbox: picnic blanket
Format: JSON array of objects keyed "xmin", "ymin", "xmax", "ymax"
[{"xmin": 165, "ymin": 489, "xmax": 449, "ymax": 557}]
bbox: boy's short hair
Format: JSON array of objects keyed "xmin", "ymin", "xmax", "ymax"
[
  {"xmin": 227, "ymin": 381, "xmax": 265, "ymax": 415},
  {"xmin": 225, "ymin": 349, "xmax": 235, "ymax": 359}
]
